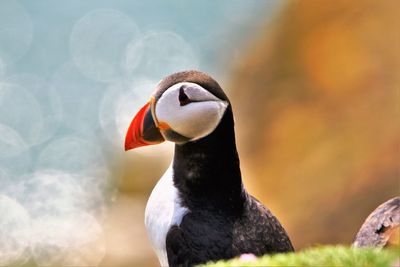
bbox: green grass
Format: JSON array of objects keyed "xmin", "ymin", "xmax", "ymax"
[{"xmin": 199, "ymin": 246, "xmax": 400, "ymax": 267}]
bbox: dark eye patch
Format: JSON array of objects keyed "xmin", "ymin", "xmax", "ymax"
[{"xmin": 179, "ymin": 86, "xmax": 192, "ymax": 106}]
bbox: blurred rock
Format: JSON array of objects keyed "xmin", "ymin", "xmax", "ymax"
[{"xmin": 353, "ymin": 197, "xmax": 399, "ymax": 248}]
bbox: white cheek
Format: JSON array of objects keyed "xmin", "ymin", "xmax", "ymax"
[
  {"xmin": 178, "ymin": 101, "xmax": 228, "ymax": 140},
  {"xmin": 155, "ymin": 82, "xmax": 228, "ymax": 141},
  {"xmin": 156, "ymin": 99, "xmax": 227, "ymax": 140}
]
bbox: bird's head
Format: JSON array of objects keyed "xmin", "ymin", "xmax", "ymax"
[{"xmin": 125, "ymin": 71, "xmax": 229, "ymax": 150}]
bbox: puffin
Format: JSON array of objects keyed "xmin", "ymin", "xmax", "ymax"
[{"xmin": 125, "ymin": 71, "xmax": 294, "ymax": 267}]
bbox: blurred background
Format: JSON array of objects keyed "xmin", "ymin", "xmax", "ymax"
[{"xmin": 0, "ymin": 0, "xmax": 398, "ymax": 266}]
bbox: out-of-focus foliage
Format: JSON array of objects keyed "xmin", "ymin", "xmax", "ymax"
[
  {"xmin": 200, "ymin": 246, "xmax": 399, "ymax": 267},
  {"xmin": 229, "ymin": 0, "xmax": 399, "ymax": 248},
  {"xmin": 0, "ymin": 0, "xmax": 398, "ymax": 266}
]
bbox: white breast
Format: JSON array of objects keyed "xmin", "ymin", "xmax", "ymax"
[{"xmin": 144, "ymin": 164, "xmax": 189, "ymax": 267}]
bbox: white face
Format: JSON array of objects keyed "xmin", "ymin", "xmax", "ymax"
[{"xmin": 154, "ymin": 82, "xmax": 228, "ymax": 142}]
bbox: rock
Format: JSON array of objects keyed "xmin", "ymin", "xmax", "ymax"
[{"xmin": 353, "ymin": 197, "xmax": 399, "ymax": 248}]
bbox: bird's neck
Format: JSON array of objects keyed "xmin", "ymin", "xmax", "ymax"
[{"xmin": 172, "ymin": 108, "xmax": 245, "ymax": 211}]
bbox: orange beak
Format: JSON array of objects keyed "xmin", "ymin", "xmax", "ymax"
[{"xmin": 124, "ymin": 101, "xmax": 165, "ymax": 151}]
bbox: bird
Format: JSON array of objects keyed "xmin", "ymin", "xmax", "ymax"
[{"xmin": 125, "ymin": 70, "xmax": 294, "ymax": 267}]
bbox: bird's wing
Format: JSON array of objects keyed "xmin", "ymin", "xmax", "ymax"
[
  {"xmin": 166, "ymin": 225, "xmax": 194, "ymax": 267},
  {"xmin": 247, "ymin": 195, "xmax": 295, "ymax": 252}
]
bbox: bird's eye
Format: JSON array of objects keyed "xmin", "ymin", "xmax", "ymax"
[{"xmin": 179, "ymin": 86, "xmax": 191, "ymax": 106}]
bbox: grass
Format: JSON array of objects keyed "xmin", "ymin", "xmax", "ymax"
[{"xmin": 199, "ymin": 246, "xmax": 400, "ymax": 267}]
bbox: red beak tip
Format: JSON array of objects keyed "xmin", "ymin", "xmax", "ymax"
[
  {"xmin": 124, "ymin": 102, "xmax": 151, "ymax": 151},
  {"xmin": 124, "ymin": 143, "xmax": 140, "ymax": 151},
  {"xmin": 124, "ymin": 138, "xmax": 141, "ymax": 151}
]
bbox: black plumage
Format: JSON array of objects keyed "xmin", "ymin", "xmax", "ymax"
[{"xmin": 158, "ymin": 71, "xmax": 294, "ymax": 266}]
